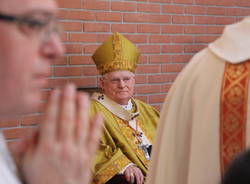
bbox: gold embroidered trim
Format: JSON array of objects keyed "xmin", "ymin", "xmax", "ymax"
[
  {"xmin": 220, "ymin": 60, "xmax": 250, "ymax": 175},
  {"xmin": 116, "ymin": 117, "xmax": 150, "ymax": 168},
  {"xmin": 93, "ymin": 154, "xmax": 130, "ymax": 184}
]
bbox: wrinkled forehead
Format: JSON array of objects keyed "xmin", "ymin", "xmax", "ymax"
[
  {"xmin": 0, "ymin": 0, "xmax": 57, "ymax": 15},
  {"xmin": 105, "ymin": 70, "xmax": 135, "ymax": 79}
]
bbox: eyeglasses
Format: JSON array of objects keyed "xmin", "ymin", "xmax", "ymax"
[
  {"xmin": 0, "ymin": 12, "xmax": 62, "ymax": 41},
  {"xmin": 104, "ymin": 76, "xmax": 135, "ymax": 84}
]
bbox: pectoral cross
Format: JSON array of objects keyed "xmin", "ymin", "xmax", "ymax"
[{"xmin": 138, "ymin": 144, "xmax": 151, "ymax": 160}]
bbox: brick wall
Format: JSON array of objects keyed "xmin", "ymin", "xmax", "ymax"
[{"xmin": 2, "ymin": 0, "xmax": 250, "ymax": 140}]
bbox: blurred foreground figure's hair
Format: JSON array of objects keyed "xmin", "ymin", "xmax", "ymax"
[{"xmin": 222, "ymin": 150, "xmax": 250, "ymax": 184}]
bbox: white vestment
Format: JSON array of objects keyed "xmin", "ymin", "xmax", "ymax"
[
  {"xmin": 146, "ymin": 17, "xmax": 250, "ymax": 184},
  {"xmin": 0, "ymin": 132, "xmax": 21, "ymax": 184}
]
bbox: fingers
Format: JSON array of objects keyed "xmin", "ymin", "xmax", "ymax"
[
  {"xmin": 87, "ymin": 113, "xmax": 103, "ymax": 155},
  {"xmin": 58, "ymin": 84, "xmax": 76, "ymax": 141},
  {"xmin": 75, "ymin": 92, "xmax": 90, "ymax": 145},
  {"xmin": 124, "ymin": 169, "xmax": 131, "ymax": 183},
  {"xmin": 124, "ymin": 166, "xmax": 144, "ymax": 184},
  {"xmin": 39, "ymin": 88, "xmax": 60, "ymax": 143}
]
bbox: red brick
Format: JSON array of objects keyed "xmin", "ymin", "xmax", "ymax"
[
  {"xmin": 3, "ymin": 127, "xmax": 36, "ymax": 139},
  {"xmin": 137, "ymin": 24, "xmax": 161, "ymax": 33},
  {"xmin": 137, "ymin": 0, "xmax": 171, "ymax": 2},
  {"xmin": 172, "ymin": 15, "xmax": 193, "ymax": 24},
  {"xmin": 82, "ymin": 66, "xmax": 99, "ymax": 76},
  {"xmin": 0, "ymin": 120, "xmax": 19, "ymax": 128},
  {"xmin": 82, "ymin": 0, "xmax": 110, "ymax": 10},
  {"xmin": 124, "ymin": 13, "xmax": 148, "ymax": 23},
  {"xmin": 112, "ymin": 24, "xmax": 137, "ymax": 33},
  {"xmin": 215, "ymin": 17, "xmax": 236, "ymax": 25},
  {"xmin": 149, "ymin": 14, "xmax": 171, "ymax": 23},
  {"xmin": 70, "ymin": 56, "xmax": 93, "ymax": 65},
  {"xmin": 149, "ymin": 74, "xmax": 177, "ymax": 83},
  {"xmin": 194, "ymin": 35, "xmax": 219, "ymax": 43},
  {"xmin": 162, "ymin": 25, "xmax": 184, "ymax": 34},
  {"xmin": 53, "ymin": 56, "xmax": 68, "ymax": 65},
  {"xmin": 111, "ymin": 2, "xmax": 136, "ymax": 12},
  {"xmin": 124, "ymin": 14, "xmax": 170, "ymax": 23},
  {"xmin": 162, "ymin": 5, "xmax": 185, "ymax": 14},
  {"xmin": 65, "ymin": 44, "xmax": 82, "ymax": 54},
  {"xmin": 147, "ymin": 0, "xmax": 171, "ymax": 2},
  {"xmin": 149, "ymin": 35, "xmax": 171, "ymax": 43},
  {"xmin": 226, "ymin": 8, "xmax": 250, "ymax": 16},
  {"xmin": 54, "ymin": 67, "xmax": 83, "ymax": 77},
  {"xmin": 184, "ymin": 45, "xmax": 206, "ymax": 53},
  {"xmin": 83, "ymin": 45, "xmax": 99, "ymax": 54},
  {"xmin": 137, "ymin": 4, "xmax": 161, "ymax": 13},
  {"xmin": 62, "ymin": 22, "xmax": 82, "ymax": 32},
  {"xmin": 207, "ymin": 7, "xmax": 226, "ymax": 15},
  {"xmin": 149, "ymin": 94, "xmax": 166, "ymax": 104},
  {"xmin": 139, "ymin": 55, "xmax": 148, "ymax": 64},
  {"xmin": 172, "ymin": 0, "xmax": 193, "ymax": 4},
  {"xmin": 69, "ymin": 33, "xmax": 98, "ymax": 42},
  {"xmin": 58, "ymin": 10, "xmax": 96, "ymax": 21},
  {"xmin": 136, "ymin": 65, "xmax": 161, "ymax": 74},
  {"xmin": 84, "ymin": 23, "xmax": 110, "ymax": 32},
  {"xmin": 185, "ymin": 6, "xmax": 206, "ymax": 15},
  {"xmin": 171, "ymin": 35, "xmax": 193, "ymax": 43},
  {"xmin": 206, "ymin": 25, "xmax": 224, "ymax": 34},
  {"xmin": 138, "ymin": 45, "xmax": 161, "ymax": 54},
  {"xmin": 195, "ymin": 0, "xmax": 235, "ymax": 6},
  {"xmin": 184, "ymin": 25, "xmax": 207, "ymax": 34},
  {"xmin": 50, "ymin": 78, "xmax": 68, "ymax": 88},
  {"xmin": 60, "ymin": 32, "xmax": 68, "ymax": 42},
  {"xmin": 162, "ymin": 63, "xmax": 186, "ymax": 73},
  {"xmin": 134, "ymin": 95, "xmax": 148, "ymax": 103},
  {"xmin": 68, "ymin": 77, "xmax": 97, "ymax": 87},
  {"xmin": 21, "ymin": 115, "xmax": 42, "ymax": 126},
  {"xmin": 162, "ymin": 45, "xmax": 184, "ymax": 53},
  {"xmin": 97, "ymin": 34, "xmax": 112, "ymax": 42},
  {"xmin": 195, "ymin": 16, "xmax": 217, "ymax": 24},
  {"xmin": 172, "ymin": 55, "xmax": 193, "ymax": 63},
  {"xmin": 58, "ymin": 0, "xmax": 81, "ymax": 9},
  {"xmin": 134, "ymin": 75, "xmax": 148, "ymax": 84},
  {"xmin": 149, "ymin": 55, "xmax": 171, "ymax": 63},
  {"xmin": 161, "ymin": 84, "xmax": 172, "ymax": 93},
  {"xmin": 236, "ymin": 0, "xmax": 250, "ymax": 7},
  {"xmin": 96, "ymin": 12, "xmax": 122, "ymax": 22},
  {"xmin": 136, "ymin": 85, "xmax": 161, "ymax": 94},
  {"xmin": 124, "ymin": 35, "xmax": 148, "ymax": 43}
]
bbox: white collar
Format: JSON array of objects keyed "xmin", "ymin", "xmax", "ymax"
[
  {"xmin": 121, "ymin": 99, "xmax": 133, "ymax": 111},
  {"xmin": 209, "ymin": 16, "xmax": 250, "ymax": 64},
  {"xmin": 91, "ymin": 92, "xmax": 139, "ymax": 121}
]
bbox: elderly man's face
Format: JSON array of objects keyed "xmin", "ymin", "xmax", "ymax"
[
  {"xmin": 101, "ymin": 70, "xmax": 135, "ymax": 105},
  {"xmin": 0, "ymin": 0, "xmax": 63, "ymax": 119}
]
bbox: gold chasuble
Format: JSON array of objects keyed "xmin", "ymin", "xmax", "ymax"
[{"xmin": 90, "ymin": 93, "xmax": 159, "ymax": 184}]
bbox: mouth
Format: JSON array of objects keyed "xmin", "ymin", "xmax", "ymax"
[{"xmin": 34, "ymin": 73, "xmax": 50, "ymax": 88}]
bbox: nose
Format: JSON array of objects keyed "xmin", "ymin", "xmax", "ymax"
[
  {"xmin": 118, "ymin": 79, "xmax": 126, "ymax": 88},
  {"xmin": 40, "ymin": 33, "xmax": 64, "ymax": 61}
]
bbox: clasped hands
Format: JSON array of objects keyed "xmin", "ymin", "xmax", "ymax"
[{"xmin": 10, "ymin": 84, "xmax": 103, "ymax": 184}]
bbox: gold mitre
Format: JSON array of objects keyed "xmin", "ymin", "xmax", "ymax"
[{"xmin": 92, "ymin": 32, "xmax": 140, "ymax": 75}]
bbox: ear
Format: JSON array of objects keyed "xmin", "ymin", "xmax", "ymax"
[{"xmin": 100, "ymin": 77, "xmax": 105, "ymax": 90}]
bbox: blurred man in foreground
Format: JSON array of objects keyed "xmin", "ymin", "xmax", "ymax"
[{"xmin": 0, "ymin": 0, "xmax": 102, "ymax": 184}]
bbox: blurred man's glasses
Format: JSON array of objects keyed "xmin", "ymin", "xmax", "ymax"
[{"xmin": 0, "ymin": 12, "xmax": 62, "ymax": 41}]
